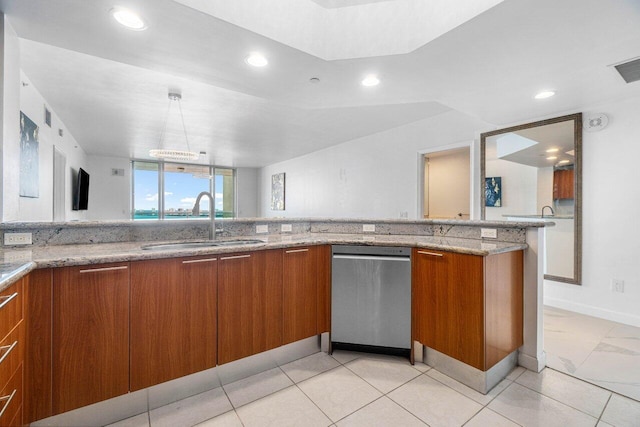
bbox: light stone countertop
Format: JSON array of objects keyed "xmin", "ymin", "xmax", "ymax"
[{"xmin": 0, "ymin": 233, "xmax": 527, "ymax": 292}]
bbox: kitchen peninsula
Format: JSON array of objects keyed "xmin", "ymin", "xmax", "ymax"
[{"xmin": 0, "ymin": 218, "xmax": 546, "ymax": 426}]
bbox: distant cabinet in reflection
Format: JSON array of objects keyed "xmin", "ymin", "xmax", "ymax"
[{"xmin": 553, "ymin": 167, "xmax": 574, "ymax": 200}]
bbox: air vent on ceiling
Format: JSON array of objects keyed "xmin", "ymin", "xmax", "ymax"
[{"xmin": 615, "ymin": 58, "xmax": 640, "ymax": 83}]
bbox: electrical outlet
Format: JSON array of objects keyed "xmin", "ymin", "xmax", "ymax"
[
  {"xmin": 611, "ymin": 279, "xmax": 625, "ymax": 293},
  {"xmin": 256, "ymin": 225, "xmax": 269, "ymax": 234},
  {"xmin": 399, "ymin": 211, "xmax": 408, "ymax": 219},
  {"xmin": 363, "ymin": 224, "xmax": 376, "ymax": 232},
  {"xmin": 4, "ymin": 250, "xmax": 32, "ymax": 263},
  {"xmin": 4, "ymin": 233, "xmax": 33, "ymax": 245},
  {"xmin": 481, "ymin": 228, "xmax": 497, "ymax": 239},
  {"xmin": 281, "ymin": 224, "xmax": 292, "ymax": 232}
]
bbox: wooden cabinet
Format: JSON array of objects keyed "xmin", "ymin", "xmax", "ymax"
[
  {"xmin": 25, "ymin": 269, "xmax": 53, "ymax": 424},
  {"xmin": 553, "ymin": 168, "xmax": 574, "ymax": 199},
  {"xmin": 218, "ymin": 250, "xmax": 283, "ymax": 364},
  {"xmin": 52, "ymin": 263, "xmax": 130, "ymax": 414},
  {"xmin": 283, "ymin": 246, "xmax": 320, "ymax": 344},
  {"xmin": 412, "ymin": 249, "xmax": 523, "ymax": 371},
  {"xmin": 130, "ymin": 256, "xmax": 218, "ymax": 390},
  {"xmin": 0, "ymin": 278, "xmax": 25, "ymax": 427}
]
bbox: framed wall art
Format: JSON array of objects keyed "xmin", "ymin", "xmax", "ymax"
[{"xmin": 271, "ymin": 172, "xmax": 285, "ymax": 210}]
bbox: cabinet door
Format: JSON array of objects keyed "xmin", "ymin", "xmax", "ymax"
[
  {"xmin": 52, "ymin": 263, "xmax": 129, "ymax": 414},
  {"xmin": 130, "ymin": 256, "xmax": 218, "ymax": 391},
  {"xmin": 283, "ymin": 246, "xmax": 318, "ymax": 344},
  {"xmin": 553, "ymin": 168, "xmax": 574, "ymax": 199},
  {"xmin": 25, "ymin": 269, "xmax": 53, "ymax": 424},
  {"xmin": 412, "ymin": 249, "xmax": 484, "ymax": 370},
  {"xmin": 218, "ymin": 250, "xmax": 282, "ymax": 365}
]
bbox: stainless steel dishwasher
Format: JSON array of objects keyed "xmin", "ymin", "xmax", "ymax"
[{"xmin": 331, "ymin": 245, "xmax": 411, "ymax": 357}]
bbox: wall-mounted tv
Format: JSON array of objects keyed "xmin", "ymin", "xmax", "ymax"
[{"xmin": 72, "ymin": 167, "xmax": 90, "ymax": 210}]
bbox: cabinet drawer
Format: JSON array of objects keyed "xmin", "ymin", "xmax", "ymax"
[
  {"xmin": 0, "ymin": 281, "xmax": 23, "ymax": 342},
  {"xmin": 0, "ymin": 364, "xmax": 22, "ymax": 427},
  {"xmin": 0, "ymin": 325, "xmax": 23, "ymax": 390}
]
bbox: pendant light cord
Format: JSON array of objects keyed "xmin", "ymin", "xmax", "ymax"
[{"xmin": 176, "ymin": 98, "xmax": 192, "ymax": 153}]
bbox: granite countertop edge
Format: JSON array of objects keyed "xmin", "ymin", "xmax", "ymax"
[{"xmin": 0, "ymin": 233, "xmax": 528, "ymax": 292}]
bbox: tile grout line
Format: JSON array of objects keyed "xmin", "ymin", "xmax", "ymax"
[
  {"xmin": 596, "ymin": 394, "xmax": 613, "ymax": 425},
  {"xmin": 510, "ymin": 377, "xmax": 605, "ymax": 421}
]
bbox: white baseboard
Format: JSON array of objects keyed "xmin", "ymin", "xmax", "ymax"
[{"xmin": 544, "ymin": 297, "xmax": 640, "ymax": 327}]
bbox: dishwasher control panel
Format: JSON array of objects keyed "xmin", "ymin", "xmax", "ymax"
[{"xmin": 331, "ymin": 245, "xmax": 411, "ymax": 257}]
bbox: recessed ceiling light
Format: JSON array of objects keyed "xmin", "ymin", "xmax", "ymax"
[
  {"xmin": 246, "ymin": 53, "xmax": 268, "ymax": 67},
  {"xmin": 535, "ymin": 90, "xmax": 555, "ymax": 99},
  {"xmin": 111, "ymin": 6, "xmax": 147, "ymax": 31},
  {"xmin": 361, "ymin": 75, "xmax": 380, "ymax": 87},
  {"xmin": 546, "ymin": 156, "xmax": 558, "ymax": 160},
  {"xmin": 546, "ymin": 148, "xmax": 559, "ymax": 153}
]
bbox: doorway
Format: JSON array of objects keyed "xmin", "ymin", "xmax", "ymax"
[{"xmin": 421, "ymin": 146, "xmax": 471, "ymax": 219}]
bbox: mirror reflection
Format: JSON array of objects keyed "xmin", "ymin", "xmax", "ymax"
[{"xmin": 481, "ymin": 114, "xmax": 582, "ymax": 284}]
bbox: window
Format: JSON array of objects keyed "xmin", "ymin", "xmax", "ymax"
[{"xmin": 132, "ymin": 161, "xmax": 236, "ymax": 220}]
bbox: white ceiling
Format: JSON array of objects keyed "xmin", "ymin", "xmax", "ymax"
[{"xmin": 2, "ymin": 0, "xmax": 640, "ymax": 168}]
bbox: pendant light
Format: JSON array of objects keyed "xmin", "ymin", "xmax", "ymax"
[{"xmin": 149, "ymin": 91, "xmax": 199, "ymax": 161}]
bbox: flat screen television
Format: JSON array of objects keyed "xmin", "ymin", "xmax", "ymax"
[{"xmin": 72, "ymin": 167, "xmax": 90, "ymax": 210}]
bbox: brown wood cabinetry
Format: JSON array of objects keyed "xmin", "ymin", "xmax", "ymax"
[
  {"xmin": 553, "ymin": 168, "xmax": 574, "ymax": 200},
  {"xmin": 0, "ymin": 278, "xmax": 25, "ymax": 427},
  {"xmin": 283, "ymin": 246, "xmax": 320, "ymax": 344},
  {"xmin": 130, "ymin": 256, "xmax": 218, "ymax": 390},
  {"xmin": 25, "ymin": 268, "xmax": 52, "ymax": 424},
  {"xmin": 218, "ymin": 250, "xmax": 283, "ymax": 364},
  {"xmin": 412, "ymin": 249, "xmax": 523, "ymax": 371},
  {"xmin": 52, "ymin": 263, "xmax": 130, "ymax": 414}
]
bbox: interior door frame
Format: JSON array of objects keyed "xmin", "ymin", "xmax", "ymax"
[{"xmin": 417, "ymin": 140, "xmax": 476, "ymax": 220}]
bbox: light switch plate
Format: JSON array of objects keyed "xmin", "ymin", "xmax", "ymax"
[
  {"xmin": 363, "ymin": 224, "xmax": 376, "ymax": 232},
  {"xmin": 4, "ymin": 232, "xmax": 33, "ymax": 245},
  {"xmin": 481, "ymin": 228, "xmax": 497, "ymax": 239},
  {"xmin": 256, "ymin": 225, "xmax": 269, "ymax": 234}
]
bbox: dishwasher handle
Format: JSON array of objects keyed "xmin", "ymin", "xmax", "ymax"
[{"xmin": 332, "ymin": 254, "xmax": 410, "ymax": 262}]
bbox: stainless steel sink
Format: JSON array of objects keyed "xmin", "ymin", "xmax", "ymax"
[{"xmin": 141, "ymin": 239, "xmax": 265, "ymax": 251}]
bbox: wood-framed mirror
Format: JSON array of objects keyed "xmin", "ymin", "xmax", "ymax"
[{"xmin": 481, "ymin": 113, "xmax": 582, "ymax": 284}]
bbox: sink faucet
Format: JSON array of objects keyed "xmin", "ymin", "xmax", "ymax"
[
  {"xmin": 192, "ymin": 191, "xmax": 216, "ymax": 240},
  {"xmin": 541, "ymin": 205, "xmax": 555, "ymax": 217}
]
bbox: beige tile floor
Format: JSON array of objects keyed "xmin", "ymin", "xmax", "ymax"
[
  {"xmin": 545, "ymin": 306, "xmax": 640, "ymax": 402},
  {"xmin": 107, "ymin": 349, "xmax": 640, "ymax": 427}
]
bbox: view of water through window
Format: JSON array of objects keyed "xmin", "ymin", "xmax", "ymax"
[{"xmin": 132, "ymin": 161, "xmax": 235, "ymax": 220}]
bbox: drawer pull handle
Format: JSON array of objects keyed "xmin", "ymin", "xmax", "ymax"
[
  {"xmin": 220, "ymin": 254, "xmax": 251, "ymax": 261},
  {"xmin": 0, "ymin": 341, "xmax": 17, "ymax": 366},
  {"xmin": 417, "ymin": 251, "xmax": 444, "ymax": 257},
  {"xmin": 0, "ymin": 293, "xmax": 18, "ymax": 310},
  {"xmin": 0, "ymin": 389, "xmax": 17, "ymax": 419},
  {"xmin": 285, "ymin": 248, "xmax": 309, "ymax": 254},
  {"xmin": 79, "ymin": 265, "xmax": 128, "ymax": 274},
  {"xmin": 182, "ymin": 258, "xmax": 218, "ymax": 264}
]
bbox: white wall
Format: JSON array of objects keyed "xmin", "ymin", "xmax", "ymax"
[
  {"xmin": 484, "ymin": 158, "xmax": 537, "ymax": 220},
  {"xmin": 1, "ymin": 16, "xmax": 20, "ymax": 221},
  {"xmin": 18, "ymin": 71, "xmax": 88, "ymax": 222},
  {"xmin": 236, "ymin": 167, "xmax": 259, "ymax": 218},
  {"xmin": 1, "ymin": 17, "xmax": 88, "ymax": 223},
  {"xmin": 259, "ymin": 110, "xmax": 489, "ymax": 219},
  {"xmin": 425, "ymin": 149, "xmax": 470, "ymax": 219},
  {"xmin": 537, "ymin": 167, "xmax": 553, "ymax": 212},
  {"xmin": 545, "ymin": 96, "xmax": 640, "ymax": 327},
  {"xmin": 87, "ymin": 155, "xmax": 131, "ymax": 220}
]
